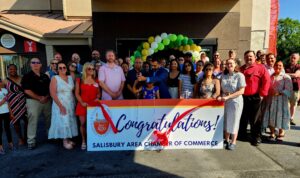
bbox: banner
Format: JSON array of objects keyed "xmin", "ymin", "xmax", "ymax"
[{"xmin": 87, "ymin": 99, "xmax": 224, "ymax": 151}]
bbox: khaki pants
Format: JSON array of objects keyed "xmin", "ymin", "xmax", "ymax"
[{"xmin": 26, "ymin": 99, "xmax": 51, "ymax": 145}]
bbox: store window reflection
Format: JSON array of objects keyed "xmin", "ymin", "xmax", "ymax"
[{"xmin": 0, "ymin": 55, "xmax": 32, "ymax": 79}]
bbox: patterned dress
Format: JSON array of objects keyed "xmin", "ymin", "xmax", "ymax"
[
  {"xmin": 48, "ymin": 76, "xmax": 78, "ymax": 139},
  {"xmin": 6, "ymin": 78, "xmax": 27, "ymax": 124},
  {"xmin": 220, "ymin": 72, "xmax": 246, "ymax": 134},
  {"xmin": 263, "ymin": 73, "xmax": 293, "ymax": 130},
  {"xmin": 199, "ymin": 79, "xmax": 217, "ymax": 99}
]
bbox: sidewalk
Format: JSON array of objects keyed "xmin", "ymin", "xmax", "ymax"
[{"xmin": 0, "ymin": 107, "xmax": 299, "ymax": 178}]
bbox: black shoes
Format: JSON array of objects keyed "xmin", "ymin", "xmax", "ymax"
[{"xmin": 290, "ymin": 119, "xmax": 296, "ymax": 126}]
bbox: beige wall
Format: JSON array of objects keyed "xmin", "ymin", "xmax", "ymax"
[
  {"xmin": 0, "ymin": 0, "xmax": 62, "ymax": 11},
  {"xmin": 63, "ymin": 0, "xmax": 92, "ymax": 19},
  {"xmin": 93, "ymin": 0, "xmax": 239, "ymax": 13},
  {"xmin": 250, "ymin": 0, "xmax": 270, "ymax": 52}
]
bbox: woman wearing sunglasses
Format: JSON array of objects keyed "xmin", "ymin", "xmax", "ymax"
[
  {"xmin": 178, "ymin": 61, "xmax": 198, "ymax": 99},
  {"xmin": 75, "ymin": 63, "xmax": 101, "ymax": 150},
  {"xmin": 49, "ymin": 62, "xmax": 78, "ymax": 149},
  {"xmin": 67, "ymin": 61, "xmax": 81, "ymax": 82},
  {"xmin": 197, "ymin": 63, "xmax": 220, "ymax": 99}
]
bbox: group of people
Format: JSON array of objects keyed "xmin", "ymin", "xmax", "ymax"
[{"xmin": 0, "ymin": 48, "xmax": 299, "ymax": 153}]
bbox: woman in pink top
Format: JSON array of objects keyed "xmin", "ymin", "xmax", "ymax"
[{"xmin": 98, "ymin": 50, "xmax": 126, "ymax": 100}]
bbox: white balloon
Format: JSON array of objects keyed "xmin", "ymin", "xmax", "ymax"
[
  {"xmin": 151, "ymin": 42, "xmax": 158, "ymax": 49},
  {"xmin": 155, "ymin": 36, "xmax": 162, "ymax": 43},
  {"xmin": 148, "ymin": 48, "xmax": 154, "ymax": 55},
  {"xmin": 161, "ymin": 33, "xmax": 168, "ymax": 39}
]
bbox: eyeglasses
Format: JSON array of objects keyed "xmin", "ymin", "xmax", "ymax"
[
  {"xmin": 197, "ymin": 64, "xmax": 203, "ymax": 67},
  {"xmin": 31, "ymin": 61, "xmax": 41, "ymax": 64},
  {"xmin": 51, "ymin": 62, "xmax": 58, "ymax": 65},
  {"xmin": 87, "ymin": 67, "xmax": 95, "ymax": 71},
  {"xmin": 71, "ymin": 64, "xmax": 77, "ymax": 68},
  {"xmin": 58, "ymin": 66, "xmax": 66, "ymax": 70},
  {"xmin": 185, "ymin": 65, "xmax": 191, "ymax": 68},
  {"xmin": 205, "ymin": 68, "xmax": 213, "ymax": 71}
]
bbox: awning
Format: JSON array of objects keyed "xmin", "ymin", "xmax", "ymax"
[{"xmin": 0, "ymin": 11, "xmax": 93, "ymax": 46}]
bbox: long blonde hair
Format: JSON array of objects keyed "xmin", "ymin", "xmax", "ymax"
[{"xmin": 81, "ymin": 62, "xmax": 95, "ymax": 81}]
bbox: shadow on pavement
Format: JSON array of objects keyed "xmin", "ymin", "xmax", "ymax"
[{"xmin": 0, "ymin": 119, "xmax": 181, "ymax": 178}]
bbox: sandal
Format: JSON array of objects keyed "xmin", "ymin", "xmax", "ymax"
[
  {"xmin": 81, "ymin": 143, "xmax": 87, "ymax": 150},
  {"xmin": 268, "ymin": 135, "xmax": 276, "ymax": 142},
  {"xmin": 276, "ymin": 136, "xmax": 284, "ymax": 142}
]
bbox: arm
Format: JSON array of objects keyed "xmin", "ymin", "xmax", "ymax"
[
  {"xmin": 75, "ymin": 79, "xmax": 87, "ymax": 107},
  {"xmin": 132, "ymin": 80, "xmax": 142, "ymax": 94},
  {"xmin": 286, "ymin": 70, "xmax": 300, "ymax": 78},
  {"xmin": 259, "ymin": 67, "xmax": 271, "ymax": 97},
  {"xmin": 156, "ymin": 89, "xmax": 160, "ymax": 99},
  {"xmin": 178, "ymin": 80, "xmax": 182, "ymax": 98},
  {"xmin": 49, "ymin": 77, "xmax": 66, "ymax": 115},
  {"xmin": 116, "ymin": 81, "xmax": 125, "ymax": 97},
  {"xmin": 212, "ymin": 79, "xmax": 220, "ymax": 99},
  {"xmin": 99, "ymin": 81, "xmax": 116, "ymax": 98},
  {"xmin": 281, "ymin": 75, "xmax": 293, "ymax": 98},
  {"xmin": 147, "ymin": 70, "xmax": 168, "ymax": 84},
  {"xmin": 24, "ymin": 90, "xmax": 43, "ymax": 101},
  {"xmin": 193, "ymin": 83, "xmax": 198, "ymax": 98}
]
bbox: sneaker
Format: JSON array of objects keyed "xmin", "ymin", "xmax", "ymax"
[
  {"xmin": 224, "ymin": 140, "xmax": 229, "ymax": 149},
  {"xmin": 290, "ymin": 119, "xmax": 296, "ymax": 126},
  {"xmin": 28, "ymin": 143, "xmax": 36, "ymax": 150},
  {"xmin": 228, "ymin": 143, "xmax": 236, "ymax": 150}
]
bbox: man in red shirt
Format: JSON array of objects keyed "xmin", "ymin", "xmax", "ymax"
[
  {"xmin": 285, "ymin": 53, "xmax": 300, "ymax": 126},
  {"xmin": 239, "ymin": 50, "xmax": 270, "ymax": 146}
]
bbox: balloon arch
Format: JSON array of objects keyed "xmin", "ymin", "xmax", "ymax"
[{"xmin": 130, "ymin": 33, "xmax": 202, "ymax": 63}]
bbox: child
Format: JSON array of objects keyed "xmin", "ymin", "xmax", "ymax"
[
  {"xmin": 0, "ymin": 78, "xmax": 14, "ymax": 154},
  {"xmin": 133, "ymin": 80, "xmax": 160, "ymax": 99}
]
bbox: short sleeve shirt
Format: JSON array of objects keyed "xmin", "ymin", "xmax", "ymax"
[
  {"xmin": 285, "ymin": 64, "xmax": 300, "ymax": 91},
  {"xmin": 98, "ymin": 64, "xmax": 126, "ymax": 100},
  {"xmin": 221, "ymin": 72, "xmax": 246, "ymax": 94},
  {"xmin": 21, "ymin": 71, "xmax": 51, "ymax": 98}
]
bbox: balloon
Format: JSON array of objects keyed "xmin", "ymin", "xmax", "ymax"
[
  {"xmin": 161, "ymin": 32, "xmax": 168, "ymax": 39},
  {"xmin": 197, "ymin": 46, "xmax": 202, "ymax": 51},
  {"xmin": 142, "ymin": 55, "xmax": 147, "ymax": 61},
  {"xmin": 142, "ymin": 49, "xmax": 148, "ymax": 56},
  {"xmin": 188, "ymin": 39, "xmax": 194, "ymax": 45},
  {"xmin": 184, "ymin": 45, "xmax": 190, "ymax": 51},
  {"xmin": 182, "ymin": 38, "xmax": 188, "ymax": 45},
  {"xmin": 148, "ymin": 48, "xmax": 154, "ymax": 55},
  {"xmin": 179, "ymin": 46, "xmax": 184, "ymax": 51},
  {"xmin": 191, "ymin": 44, "xmax": 197, "ymax": 51},
  {"xmin": 162, "ymin": 38, "xmax": 170, "ymax": 45},
  {"xmin": 155, "ymin": 36, "xmax": 162, "ymax": 43},
  {"xmin": 158, "ymin": 43, "xmax": 164, "ymax": 50},
  {"xmin": 151, "ymin": 42, "xmax": 158, "ymax": 49},
  {"xmin": 143, "ymin": 42, "xmax": 150, "ymax": 49},
  {"xmin": 169, "ymin": 34, "xmax": 177, "ymax": 42},
  {"xmin": 134, "ymin": 51, "xmax": 141, "ymax": 57},
  {"xmin": 148, "ymin": 36, "xmax": 155, "ymax": 43},
  {"xmin": 154, "ymin": 48, "xmax": 158, "ymax": 53},
  {"xmin": 177, "ymin": 34, "xmax": 184, "ymax": 41},
  {"xmin": 137, "ymin": 45, "xmax": 143, "ymax": 51},
  {"xmin": 175, "ymin": 39, "xmax": 181, "ymax": 47},
  {"xmin": 192, "ymin": 51, "xmax": 200, "ymax": 62}
]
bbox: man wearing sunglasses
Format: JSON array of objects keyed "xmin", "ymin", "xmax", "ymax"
[{"xmin": 21, "ymin": 58, "xmax": 51, "ymax": 150}]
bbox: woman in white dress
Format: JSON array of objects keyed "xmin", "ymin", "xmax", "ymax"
[
  {"xmin": 217, "ymin": 58, "xmax": 246, "ymax": 150},
  {"xmin": 49, "ymin": 62, "xmax": 78, "ymax": 149}
]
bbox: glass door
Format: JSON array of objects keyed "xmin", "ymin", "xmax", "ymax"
[{"xmin": 0, "ymin": 55, "xmax": 31, "ymax": 79}]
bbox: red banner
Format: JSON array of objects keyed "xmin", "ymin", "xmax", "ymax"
[
  {"xmin": 269, "ymin": 0, "xmax": 279, "ymax": 55},
  {"xmin": 24, "ymin": 40, "xmax": 37, "ymax": 53}
]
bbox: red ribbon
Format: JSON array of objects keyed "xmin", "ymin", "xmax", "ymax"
[
  {"xmin": 89, "ymin": 101, "xmax": 118, "ymax": 134},
  {"xmin": 152, "ymin": 106, "xmax": 200, "ymax": 146}
]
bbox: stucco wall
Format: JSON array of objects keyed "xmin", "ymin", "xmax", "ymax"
[{"xmin": 0, "ymin": 0, "xmax": 62, "ymax": 11}]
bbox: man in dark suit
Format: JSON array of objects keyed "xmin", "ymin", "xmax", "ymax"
[{"xmin": 138, "ymin": 58, "xmax": 171, "ymax": 99}]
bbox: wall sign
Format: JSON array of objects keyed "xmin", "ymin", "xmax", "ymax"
[
  {"xmin": 24, "ymin": 40, "xmax": 37, "ymax": 53},
  {"xmin": 0, "ymin": 34, "xmax": 16, "ymax": 49}
]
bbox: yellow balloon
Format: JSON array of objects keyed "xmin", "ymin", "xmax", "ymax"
[
  {"xmin": 197, "ymin": 46, "xmax": 202, "ymax": 51},
  {"xmin": 142, "ymin": 49, "xmax": 148, "ymax": 56},
  {"xmin": 179, "ymin": 46, "xmax": 184, "ymax": 51},
  {"xmin": 142, "ymin": 55, "xmax": 147, "ymax": 61},
  {"xmin": 184, "ymin": 45, "xmax": 190, "ymax": 51},
  {"xmin": 148, "ymin": 36, "xmax": 155, "ymax": 43},
  {"xmin": 143, "ymin": 42, "xmax": 150, "ymax": 49},
  {"xmin": 191, "ymin": 44, "xmax": 197, "ymax": 51}
]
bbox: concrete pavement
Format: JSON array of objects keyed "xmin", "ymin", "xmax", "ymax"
[{"xmin": 0, "ymin": 107, "xmax": 299, "ymax": 178}]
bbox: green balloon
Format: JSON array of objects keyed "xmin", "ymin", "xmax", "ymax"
[
  {"xmin": 182, "ymin": 38, "xmax": 188, "ymax": 45},
  {"xmin": 154, "ymin": 48, "xmax": 158, "ymax": 53},
  {"xmin": 188, "ymin": 39, "xmax": 194, "ymax": 45},
  {"xmin": 162, "ymin": 38, "xmax": 170, "ymax": 45},
  {"xmin": 137, "ymin": 45, "xmax": 143, "ymax": 51},
  {"xmin": 169, "ymin": 42, "xmax": 175, "ymax": 48},
  {"xmin": 175, "ymin": 39, "xmax": 182, "ymax": 47},
  {"xmin": 158, "ymin": 43, "xmax": 164, "ymax": 50},
  {"xmin": 178, "ymin": 34, "xmax": 184, "ymax": 41},
  {"xmin": 134, "ymin": 51, "xmax": 141, "ymax": 57},
  {"xmin": 169, "ymin": 34, "xmax": 177, "ymax": 42}
]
